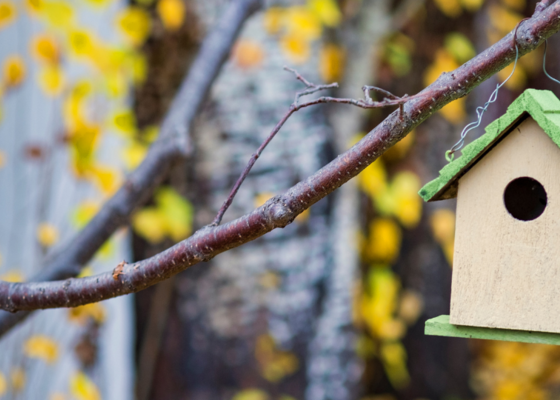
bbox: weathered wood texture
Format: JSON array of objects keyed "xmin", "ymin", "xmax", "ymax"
[{"xmin": 451, "ymin": 117, "xmax": 560, "ymax": 333}]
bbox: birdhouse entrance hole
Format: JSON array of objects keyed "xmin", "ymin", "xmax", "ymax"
[{"xmin": 503, "ymin": 177, "xmax": 547, "ymax": 221}]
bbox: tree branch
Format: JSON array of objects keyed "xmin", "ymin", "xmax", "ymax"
[
  {"xmin": 535, "ymin": 0, "xmax": 555, "ymax": 15},
  {"xmin": 0, "ymin": 0, "xmax": 262, "ymax": 337},
  {"xmin": 212, "ymin": 67, "xmax": 417, "ymax": 225},
  {"xmin": 2, "ymin": 1, "xmax": 560, "ymax": 315}
]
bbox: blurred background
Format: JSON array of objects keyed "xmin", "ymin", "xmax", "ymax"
[{"xmin": 0, "ymin": 0, "xmax": 560, "ymax": 399}]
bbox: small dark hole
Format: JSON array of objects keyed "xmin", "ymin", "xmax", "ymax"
[{"xmin": 503, "ymin": 177, "xmax": 547, "ymax": 221}]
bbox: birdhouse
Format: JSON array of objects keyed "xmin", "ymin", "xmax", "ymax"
[{"xmin": 420, "ymin": 89, "xmax": 560, "ymax": 344}]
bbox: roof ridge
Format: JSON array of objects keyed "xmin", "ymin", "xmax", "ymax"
[{"xmin": 419, "ymin": 89, "xmax": 560, "ymax": 202}]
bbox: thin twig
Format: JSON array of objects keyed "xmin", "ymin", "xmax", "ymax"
[
  {"xmin": 0, "ymin": 1, "xmax": 559, "ymax": 316},
  {"xmin": 212, "ymin": 70, "xmax": 420, "ymax": 225}
]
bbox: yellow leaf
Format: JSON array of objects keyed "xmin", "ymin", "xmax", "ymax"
[
  {"xmin": 430, "ymin": 208, "xmax": 455, "ymax": 265},
  {"xmin": 63, "ymin": 81, "xmax": 92, "ymax": 129},
  {"xmin": 102, "ymin": 73, "xmax": 126, "ymax": 99},
  {"xmin": 0, "ymin": 150, "xmax": 5, "ymax": 168},
  {"xmin": 38, "ymin": 65, "xmax": 65, "ymax": 96},
  {"xmin": 355, "ymin": 335, "xmax": 376, "ymax": 359},
  {"xmin": 383, "ymin": 131, "xmax": 415, "ymax": 161},
  {"xmin": 111, "ymin": 109, "xmax": 137, "ymax": 137},
  {"xmin": 391, "ymin": 171, "xmax": 422, "ymax": 228},
  {"xmin": 424, "ymin": 48, "xmax": 458, "ymax": 86},
  {"xmin": 263, "ymin": 7, "xmax": 285, "ymax": 35},
  {"xmin": 398, "ymin": 290, "xmax": 423, "ymax": 324},
  {"xmin": 122, "ymin": 140, "xmax": 148, "ymax": 170},
  {"xmin": 68, "ymin": 303, "xmax": 106, "ymax": 325},
  {"xmin": 361, "ymin": 266, "xmax": 402, "ymax": 338},
  {"xmin": 67, "ymin": 29, "xmax": 96, "ymax": 58},
  {"xmin": 280, "ymin": 34, "xmax": 310, "ymax": 64},
  {"xmin": 3, "ymin": 55, "xmax": 26, "ymax": 88},
  {"xmin": 423, "ymin": 49, "xmax": 466, "ymax": 123},
  {"xmin": 117, "ymin": 6, "xmax": 151, "ymax": 46},
  {"xmin": 157, "ymin": 0, "xmax": 185, "ymax": 31},
  {"xmin": 319, "ymin": 43, "xmax": 344, "ymax": 82},
  {"xmin": 70, "ymin": 372, "xmax": 101, "ymax": 400},
  {"xmin": 77, "ymin": 266, "xmax": 94, "ymax": 278},
  {"xmin": 232, "ymin": 40, "xmax": 264, "ymax": 70},
  {"xmin": 37, "ymin": 223, "xmax": 59, "ymax": 247},
  {"xmin": 440, "ymin": 96, "xmax": 466, "ymax": 124},
  {"xmin": 0, "ymin": 372, "xmax": 6, "ymax": 396},
  {"xmin": 358, "ymin": 159, "xmax": 387, "ymax": 199},
  {"xmin": 0, "ymin": 1, "xmax": 16, "ymax": 30},
  {"xmin": 96, "ymin": 239, "xmax": 114, "ymax": 260},
  {"xmin": 255, "ymin": 334, "xmax": 299, "ymax": 383},
  {"xmin": 444, "ymin": 32, "xmax": 476, "ymax": 64},
  {"xmin": 41, "ymin": 1, "xmax": 74, "ymax": 29},
  {"xmin": 31, "ymin": 34, "xmax": 60, "ymax": 64},
  {"xmin": 1, "ymin": 270, "xmax": 24, "ymax": 282},
  {"xmin": 295, "ymin": 208, "xmax": 309, "ymax": 223},
  {"xmin": 143, "ymin": 125, "xmax": 159, "ymax": 143},
  {"xmin": 11, "ymin": 367, "xmax": 25, "ymax": 392},
  {"xmin": 442, "ymin": 241, "xmax": 454, "ymax": 266},
  {"xmin": 283, "ymin": 6, "xmax": 322, "ymax": 40},
  {"xmin": 488, "ymin": 4, "xmax": 522, "ymax": 33},
  {"xmin": 254, "ymin": 192, "xmax": 274, "ymax": 208},
  {"xmin": 133, "ymin": 208, "xmax": 167, "ymax": 243},
  {"xmin": 24, "ymin": 0, "xmax": 43, "ymax": 14},
  {"xmin": 498, "ymin": 62, "xmax": 526, "ymax": 90},
  {"xmin": 459, "ymin": 0, "xmax": 484, "ymax": 11},
  {"xmin": 232, "ymin": 389, "xmax": 270, "ymax": 400},
  {"xmin": 90, "ymin": 164, "xmax": 121, "ymax": 195},
  {"xmin": 367, "ymin": 218, "xmax": 401, "ymax": 263},
  {"xmin": 259, "ymin": 271, "xmax": 281, "ymax": 289},
  {"xmin": 377, "ymin": 319, "xmax": 405, "ymax": 340},
  {"xmin": 50, "ymin": 393, "xmax": 66, "ymax": 400},
  {"xmin": 430, "ymin": 209, "xmax": 455, "ymax": 244},
  {"xmin": 84, "ymin": 0, "xmax": 114, "ymax": 8},
  {"xmin": 433, "ymin": 0, "xmax": 462, "ymax": 18},
  {"xmin": 72, "ymin": 201, "xmax": 99, "ymax": 228},
  {"xmin": 155, "ymin": 187, "xmax": 193, "ymax": 242},
  {"xmin": 307, "ymin": 0, "xmax": 341, "ymax": 27},
  {"xmin": 380, "ymin": 342, "xmax": 410, "ymax": 388},
  {"xmin": 130, "ymin": 52, "xmax": 147, "ymax": 84},
  {"xmin": 68, "ymin": 122, "xmax": 100, "ymax": 176},
  {"xmin": 500, "ymin": 0, "xmax": 526, "ymax": 12},
  {"xmin": 384, "ymin": 34, "xmax": 414, "ymax": 77},
  {"xmin": 23, "ymin": 335, "xmax": 59, "ymax": 363}
]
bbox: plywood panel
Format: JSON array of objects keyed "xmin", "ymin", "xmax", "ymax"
[{"xmin": 450, "ymin": 117, "xmax": 560, "ymax": 333}]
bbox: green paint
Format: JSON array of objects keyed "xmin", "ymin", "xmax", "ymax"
[
  {"xmin": 425, "ymin": 315, "xmax": 560, "ymax": 345},
  {"xmin": 419, "ymin": 89, "xmax": 560, "ymax": 202}
]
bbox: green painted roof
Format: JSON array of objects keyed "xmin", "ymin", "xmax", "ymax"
[{"xmin": 419, "ymin": 89, "xmax": 560, "ymax": 202}]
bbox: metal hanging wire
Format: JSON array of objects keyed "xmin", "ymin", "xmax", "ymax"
[
  {"xmin": 543, "ymin": 39, "xmax": 560, "ymax": 85},
  {"xmin": 445, "ymin": 46, "xmax": 520, "ymax": 162},
  {"xmin": 445, "ymin": 20, "xmax": 528, "ymax": 163}
]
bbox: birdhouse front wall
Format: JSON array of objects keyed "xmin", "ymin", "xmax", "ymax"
[{"xmin": 450, "ymin": 117, "xmax": 560, "ymax": 334}]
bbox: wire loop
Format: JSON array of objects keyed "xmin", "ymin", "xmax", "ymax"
[{"xmin": 445, "ymin": 19, "xmax": 527, "ymax": 163}]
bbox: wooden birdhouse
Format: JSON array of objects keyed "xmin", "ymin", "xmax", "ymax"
[{"xmin": 420, "ymin": 89, "xmax": 560, "ymax": 344}]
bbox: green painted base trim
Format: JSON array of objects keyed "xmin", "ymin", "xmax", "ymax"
[{"xmin": 425, "ymin": 315, "xmax": 560, "ymax": 345}]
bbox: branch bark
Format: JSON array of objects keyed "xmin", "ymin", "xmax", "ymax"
[
  {"xmin": 0, "ymin": 0, "xmax": 262, "ymax": 337},
  {"xmin": 2, "ymin": 1, "xmax": 560, "ymax": 315}
]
